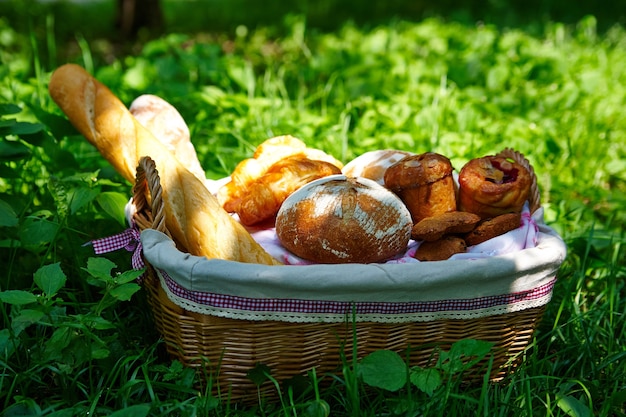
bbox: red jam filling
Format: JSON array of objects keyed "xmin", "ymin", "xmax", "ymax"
[{"xmin": 486, "ymin": 160, "xmax": 519, "ymax": 184}]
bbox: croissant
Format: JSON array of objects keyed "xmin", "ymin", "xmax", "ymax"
[
  {"xmin": 234, "ymin": 155, "xmax": 341, "ymax": 225},
  {"xmin": 218, "ymin": 135, "xmax": 343, "ymax": 213}
]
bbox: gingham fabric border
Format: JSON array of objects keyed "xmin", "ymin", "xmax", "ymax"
[
  {"xmin": 91, "ymin": 225, "xmax": 144, "ymax": 270},
  {"xmin": 155, "ymin": 269, "xmax": 556, "ymax": 323}
]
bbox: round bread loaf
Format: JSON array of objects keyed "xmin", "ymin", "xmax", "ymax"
[{"xmin": 275, "ymin": 175, "xmax": 413, "ymax": 264}]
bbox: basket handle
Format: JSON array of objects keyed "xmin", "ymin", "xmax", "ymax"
[
  {"xmin": 496, "ymin": 148, "xmax": 541, "ymax": 214},
  {"xmin": 132, "ymin": 156, "xmax": 170, "ymax": 236}
]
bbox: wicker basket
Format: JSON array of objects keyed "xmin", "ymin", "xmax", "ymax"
[{"xmin": 131, "ymin": 149, "xmax": 565, "ymax": 401}]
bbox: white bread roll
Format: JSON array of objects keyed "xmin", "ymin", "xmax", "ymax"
[
  {"xmin": 342, "ymin": 149, "xmax": 413, "ymax": 185},
  {"xmin": 129, "ymin": 94, "xmax": 206, "ymax": 182},
  {"xmin": 276, "ymin": 175, "xmax": 412, "ymax": 264}
]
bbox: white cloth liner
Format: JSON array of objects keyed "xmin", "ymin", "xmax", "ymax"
[{"xmin": 140, "ymin": 207, "xmax": 567, "ymax": 323}]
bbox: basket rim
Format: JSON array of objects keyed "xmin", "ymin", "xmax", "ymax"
[
  {"xmin": 139, "ymin": 217, "xmax": 566, "ymax": 304},
  {"xmin": 149, "ymin": 264, "xmax": 557, "ymax": 323}
]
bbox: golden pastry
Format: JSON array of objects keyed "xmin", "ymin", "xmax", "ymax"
[
  {"xmin": 458, "ymin": 155, "xmax": 531, "ymax": 219},
  {"xmin": 384, "ymin": 152, "xmax": 457, "ymax": 223}
]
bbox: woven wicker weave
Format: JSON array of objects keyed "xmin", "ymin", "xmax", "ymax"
[{"xmin": 133, "ymin": 149, "xmax": 546, "ymax": 401}]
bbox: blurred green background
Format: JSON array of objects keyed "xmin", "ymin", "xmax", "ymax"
[{"xmin": 2, "ymin": 0, "xmax": 626, "ymax": 43}]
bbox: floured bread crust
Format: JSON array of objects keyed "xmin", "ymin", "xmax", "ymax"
[{"xmin": 276, "ymin": 175, "xmax": 412, "ymax": 264}]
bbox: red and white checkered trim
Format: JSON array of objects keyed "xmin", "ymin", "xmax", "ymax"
[
  {"xmin": 91, "ymin": 226, "xmax": 144, "ymax": 270},
  {"xmin": 156, "ymin": 269, "xmax": 556, "ymax": 322}
]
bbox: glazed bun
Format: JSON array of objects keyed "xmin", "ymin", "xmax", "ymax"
[
  {"xmin": 342, "ymin": 149, "xmax": 413, "ymax": 185},
  {"xmin": 275, "ymin": 175, "xmax": 412, "ymax": 264},
  {"xmin": 458, "ymin": 156, "xmax": 531, "ymax": 219}
]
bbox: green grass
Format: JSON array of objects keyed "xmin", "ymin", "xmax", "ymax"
[{"xmin": 1, "ymin": 9, "xmax": 626, "ymax": 417}]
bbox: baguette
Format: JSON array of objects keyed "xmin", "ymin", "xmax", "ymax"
[{"xmin": 49, "ymin": 63, "xmax": 281, "ymax": 265}]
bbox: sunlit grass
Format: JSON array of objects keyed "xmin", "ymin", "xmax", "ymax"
[{"xmin": 1, "ymin": 11, "xmax": 625, "ymax": 416}]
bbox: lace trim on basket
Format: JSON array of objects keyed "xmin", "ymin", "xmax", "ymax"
[{"xmin": 154, "ymin": 269, "xmax": 556, "ymax": 324}]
